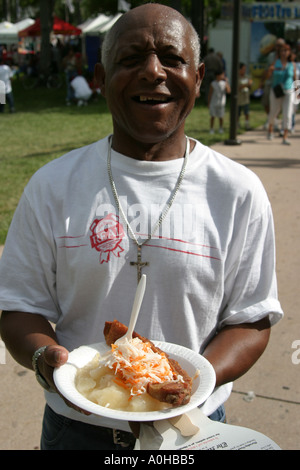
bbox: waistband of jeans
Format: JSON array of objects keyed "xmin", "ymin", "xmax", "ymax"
[
  {"xmin": 97, "ymin": 426, "xmax": 135, "ymax": 447},
  {"xmin": 46, "ymin": 404, "xmax": 136, "ymax": 448}
]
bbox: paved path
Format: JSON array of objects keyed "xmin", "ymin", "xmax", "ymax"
[
  {"xmin": 212, "ymin": 118, "xmax": 300, "ymax": 450},
  {"xmin": 0, "ymin": 118, "xmax": 299, "ymax": 450}
]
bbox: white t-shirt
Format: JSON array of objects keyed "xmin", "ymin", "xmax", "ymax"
[
  {"xmin": 210, "ymin": 80, "xmax": 227, "ymax": 107},
  {"xmin": 70, "ymin": 75, "xmax": 92, "ymax": 101},
  {"xmin": 0, "ymin": 64, "xmax": 13, "ymax": 94},
  {"xmin": 0, "ymin": 136, "xmax": 283, "ymax": 431}
]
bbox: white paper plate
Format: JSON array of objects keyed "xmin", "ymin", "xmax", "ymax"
[{"xmin": 53, "ymin": 341, "xmax": 216, "ymax": 422}]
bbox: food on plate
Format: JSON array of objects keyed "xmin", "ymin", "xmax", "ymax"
[
  {"xmin": 75, "ymin": 320, "xmax": 193, "ymax": 411},
  {"xmin": 75, "ymin": 350, "xmax": 170, "ymax": 412},
  {"xmin": 104, "ymin": 320, "xmax": 193, "ymax": 406}
]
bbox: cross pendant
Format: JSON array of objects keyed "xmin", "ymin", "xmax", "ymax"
[{"xmin": 130, "ymin": 245, "xmax": 149, "ymax": 283}]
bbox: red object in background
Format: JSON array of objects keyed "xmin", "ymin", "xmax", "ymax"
[{"xmin": 19, "ymin": 16, "xmax": 81, "ymax": 37}]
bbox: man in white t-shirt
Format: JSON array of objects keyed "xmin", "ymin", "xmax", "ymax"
[{"xmin": 0, "ymin": 4, "xmax": 283, "ymax": 450}]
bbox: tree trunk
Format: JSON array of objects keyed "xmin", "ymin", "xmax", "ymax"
[
  {"xmin": 191, "ymin": 0, "xmax": 205, "ymax": 57},
  {"xmin": 39, "ymin": 0, "xmax": 55, "ymax": 76}
]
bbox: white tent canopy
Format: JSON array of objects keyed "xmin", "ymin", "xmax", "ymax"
[
  {"xmin": 81, "ymin": 13, "xmax": 122, "ymax": 35},
  {"xmin": 99, "ymin": 13, "xmax": 122, "ymax": 33},
  {"xmin": 77, "ymin": 17, "xmax": 94, "ymax": 31},
  {"xmin": 285, "ymin": 20, "xmax": 300, "ymax": 30},
  {"xmin": 81, "ymin": 14, "xmax": 111, "ymax": 33},
  {"xmin": 0, "ymin": 21, "xmax": 13, "ymax": 29},
  {"xmin": 0, "ymin": 18, "xmax": 34, "ymax": 44}
]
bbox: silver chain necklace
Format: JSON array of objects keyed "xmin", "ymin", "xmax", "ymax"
[{"xmin": 107, "ymin": 135, "xmax": 190, "ymax": 283}]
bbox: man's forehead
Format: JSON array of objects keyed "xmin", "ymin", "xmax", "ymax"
[{"xmin": 113, "ymin": 18, "xmax": 187, "ymax": 51}]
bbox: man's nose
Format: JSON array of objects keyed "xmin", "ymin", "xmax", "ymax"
[{"xmin": 138, "ymin": 54, "xmax": 167, "ymax": 82}]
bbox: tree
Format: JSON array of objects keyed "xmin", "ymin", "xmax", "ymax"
[{"xmin": 39, "ymin": 0, "xmax": 55, "ymax": 75}]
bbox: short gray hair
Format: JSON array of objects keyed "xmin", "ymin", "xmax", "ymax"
[{"xmin": 100, "ymin": 15, "xmax": 201, "ymax": 70}]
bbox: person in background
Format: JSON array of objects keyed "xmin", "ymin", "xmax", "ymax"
[
  {"xmin": 267, "ymin": 43, "xmax": 295, "ymax": 145},
  {"xmin": 0, "ymin": 57, "xmax": 15, "ymax": 113},
  {"xmin": 290, "ymin": 48, "xmax": 299, "ymax": 134},
  {"xmin": 70, "ymin": 74, "xmax": 93, "ymax": 106},
  {"xmin": 216, "ymin": 51, "xmax": 226, "ymax": 75},
  {"xmin": 203, "ymin": 48, "xmax": 224, "ymax": 103},
  {"xmin": 208, "ymin": 70, "xmax": 231, "ymax": 134},
  {"xmin": 260, "ymin": 38, "xmax": 285, "ymax": 130},
  {"xmin": 63, "ymin": 47, "xmax": 81, "ymax": 105},
  {"xmin": 238, "ymin": 63, "xmax": 253, "ymax": 130}
]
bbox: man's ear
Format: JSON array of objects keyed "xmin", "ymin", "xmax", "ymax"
[{"xmin": 94, "ymin": 63, "xmax": 106, "ymax": 97}]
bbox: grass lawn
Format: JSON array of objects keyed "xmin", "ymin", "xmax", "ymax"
[{"xmin": 0, "ymin": 76, "xmax": 266, "ymax": 244}]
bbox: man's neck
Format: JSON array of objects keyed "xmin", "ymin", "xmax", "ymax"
[{"xmin": 111, "ymin": 131, "xmax": 191, "ymax": 162}]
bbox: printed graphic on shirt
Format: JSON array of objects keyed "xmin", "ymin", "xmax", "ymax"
[
  {"xmin": 58, "ymin": 208, "xmax": 222, "ymax": 266},
  {"xmin": 90, "ymin": 214, "xmax": 125, "ymax": 264}
]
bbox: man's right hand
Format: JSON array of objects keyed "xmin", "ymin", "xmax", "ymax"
[
  {"xmin": 39, "ymin": 344, "xmax": 91, "ymax": 415},
  {"xmin": 38, "ymin": 344, "xmax": 69, "ymax": 390}
]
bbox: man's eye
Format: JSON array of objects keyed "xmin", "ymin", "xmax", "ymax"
[
  {"xmin": 161, "ymin": 55, "xmax": 185, "ymax": 67},
  {"xmin": 118, "ymin": 54, "xmax": 185, "ymax": 68},
  {"xmin": 119, "ymin": 55, "xmax": 141, "ymax": 67}
]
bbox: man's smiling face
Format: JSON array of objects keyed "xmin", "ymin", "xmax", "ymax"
[{"xmin": 99, "ymin": 6, "xmax": 203, "ymax": 150}]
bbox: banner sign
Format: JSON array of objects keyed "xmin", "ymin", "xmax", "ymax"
[{"xmin": 222, "ymin": 2, "xmax": 300, "ymax": 22}]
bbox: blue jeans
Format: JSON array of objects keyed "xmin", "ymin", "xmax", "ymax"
[
  {"xmin": 40, "ymin": 404, "xmax": 226, "ymax": 450},
  {"xmin": 207, "ymin": 404, "xmax": 226, "ymax": 423}
]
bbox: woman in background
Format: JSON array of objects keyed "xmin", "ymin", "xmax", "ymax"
[{"xmin": 267, "ymin": 44, "xmax": 295, "ymax": 145}]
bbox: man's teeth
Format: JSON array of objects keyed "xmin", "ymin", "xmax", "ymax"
[{"xmin": 139, "ymin": 96, "xmax": 168, "ymax": 102}]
